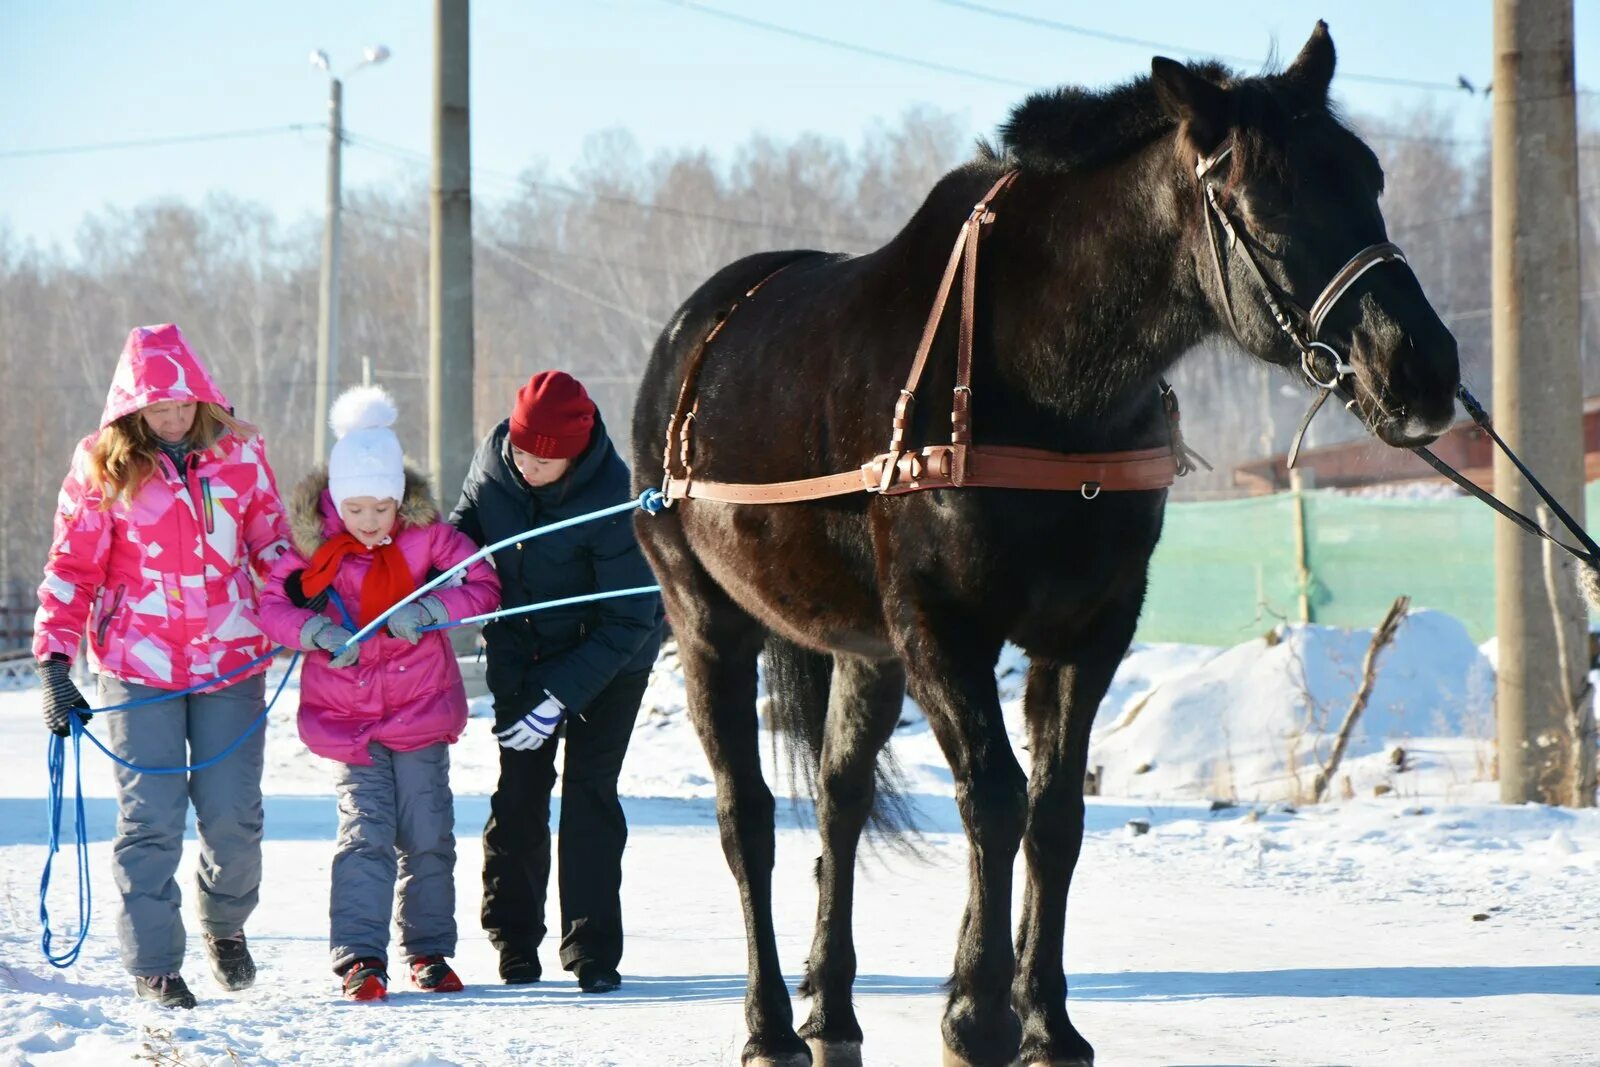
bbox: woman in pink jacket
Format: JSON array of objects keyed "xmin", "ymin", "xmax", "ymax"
[
  {"xmin": 33, "ymin": 324, "xmax": 290, "ymax": 1009},
  {"xmin": 258, "ymin": 386, "xmax": 499, "ymax": 1001}
]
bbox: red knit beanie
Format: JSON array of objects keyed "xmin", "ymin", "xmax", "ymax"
[{"xmin": 509, "ymin": 371, "xmax": 595, "ymax": 459}]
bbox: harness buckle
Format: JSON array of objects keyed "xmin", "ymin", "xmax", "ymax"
[{"xmin": 1081, "ymin": 482, "xmax": 1102, "ymax": 500}]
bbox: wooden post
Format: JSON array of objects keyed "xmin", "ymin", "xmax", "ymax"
[
  {"xmin": 1492, "ymin": 0, "xmax": 1587, "ymax": 806},
  {"xmin": 1290, "ymin": 468, "xmax": 1314, "ymax": 624}
]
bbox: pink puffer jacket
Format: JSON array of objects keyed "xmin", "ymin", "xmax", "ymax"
[
  {"xmin": 33, "ymin": 324, "xmax": 290, "ymax": 690},
  {"xmin": 258, "ymin": 466, "xmax": 501, "ymax": 765}
]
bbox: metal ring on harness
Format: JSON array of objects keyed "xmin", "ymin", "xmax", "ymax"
[
  {"xmin": 1081, "ymin": 481, "xmax": 1102, "ymax": 500},
  {"xmin": 1301, "ymin": 341, "xmax": 1352, "ymax": 391}
]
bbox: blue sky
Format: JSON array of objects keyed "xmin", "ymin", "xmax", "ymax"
[{"xmin": 3, "ymin": 1, "xmax": 1594, "ymax": 250}]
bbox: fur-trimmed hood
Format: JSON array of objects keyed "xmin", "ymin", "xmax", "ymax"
[{"xmin": 288, "ymin": 464, "xmax": 440, "ymax": 559}]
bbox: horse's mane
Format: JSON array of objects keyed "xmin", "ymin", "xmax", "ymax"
[{"xmin": 981, "ymin": 59, "xmax": 1345, "ymax": 184}]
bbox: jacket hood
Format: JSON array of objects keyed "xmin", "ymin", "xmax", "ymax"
[
  {"xmin": 288, "ymin": 464, "xmax": 440, "ymax": 558},
  {"xmin": 100, "ymin": 324, "xmax": 231, "ymax": 428}
]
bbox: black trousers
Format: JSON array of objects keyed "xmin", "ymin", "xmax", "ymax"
[{"xmin": 481, "ymin": 668, "xmax": 649, "ymax": 976}]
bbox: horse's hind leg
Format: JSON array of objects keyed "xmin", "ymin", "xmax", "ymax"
[
  {"xmin": 651, "ymin": 547, "xmax": 807, "ymax": 1065},
  {"xmin": 890, "ymin": 630, "xmax": 1024, "ymax": 1067},
  {"xmin": 1013, "ymin": 604, "xmax": 1140, "ymax": 1067},
  {"xmin": 797, "ymin": 655, "xmax": 907, "ymax": 1067}
]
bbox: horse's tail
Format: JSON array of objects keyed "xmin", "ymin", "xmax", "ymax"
[{"xmin": 761, "ymin": 635, "xmax": 917, "ymax": 842}]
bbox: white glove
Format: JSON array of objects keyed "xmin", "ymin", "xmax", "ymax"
[
  {"xmin": 302, "ymin": 616, "xmax": 360, "ymax": 669},
  {"xmin": 495, "ymin": 695, "xmax": 565, "ymax": 751},
  {"xmin": 386, "ymin": 596, "xmax": 447, "ymax": 644}
]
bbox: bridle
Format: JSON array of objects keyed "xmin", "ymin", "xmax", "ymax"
[
  {"xmin": 1196, "ymin": 136, "xmax": 1600, "ymax": 569},
  {"xmin": 1196, "ymin": 139, "xmax": 1411, "ymax": 457}
]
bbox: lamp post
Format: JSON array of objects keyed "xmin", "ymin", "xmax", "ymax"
[{"xmin": 310, "ymin": 44, "xmax": 390, "ymax": 460}]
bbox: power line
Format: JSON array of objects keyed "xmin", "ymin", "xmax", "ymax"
[
  {"xmin": 0, "ymin": 124, "xmax": 318, "ymax": 159},
  {"xmin": 933, "ymin": 0, "xmax": 1477, "ymax": 93},
  {"xmin": 655, "ymin": 0, "xmax": 1036, "ymax": 91}
]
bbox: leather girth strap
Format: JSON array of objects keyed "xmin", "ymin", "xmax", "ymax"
[{"xmin": 661, "ymin": 171, "xmax": 1181, "ymax": 505}]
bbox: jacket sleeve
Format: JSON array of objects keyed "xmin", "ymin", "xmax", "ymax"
[
  {"xmin": 33, "ymin": 439, "xmax": 113, "ymax": 664},
  {"xmin": 525, "ymin": 510, "xmax": 661, "ymax": 716},
  {"xmin": 240, "ymin": 434, "xmax": 291, "ymax": 584},
  {"xmin": 257, "ymin": 550, "xmax": 321, "ymax": 649},
  {"xmin": 425, "ymin": 522, "xmax": 501, "ymax": 626}
]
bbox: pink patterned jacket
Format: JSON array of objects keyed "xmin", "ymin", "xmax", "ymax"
[
  {"xmin": 258, "ymin": 467, "xmax": 501, "ymax": 765},
  {"xmin": 33, "ymin": 324, "xmax": 291, "ymax": 691}
]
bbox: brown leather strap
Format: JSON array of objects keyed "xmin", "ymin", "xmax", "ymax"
[
  {"xmin": 665, "ymin": 443, "xmax": 1177, "ymax": 505},
  {"xmin": 663, "ymin": 262, "xmax": 798, "ymax": 487},
  {"xmin": 658, "ymin": 168, "xmax": 1185, "ymax": 509}
]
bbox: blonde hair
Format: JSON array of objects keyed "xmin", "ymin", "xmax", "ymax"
[{"xmin": 87, "ymin": 402, "xmax": 257, "ymax": 507}]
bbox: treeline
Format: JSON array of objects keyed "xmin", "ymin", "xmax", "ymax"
[{"xmin": 2, "ymin": 103, "xmax": 1596, "ymax": 643}]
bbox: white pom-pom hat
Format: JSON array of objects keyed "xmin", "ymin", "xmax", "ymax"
[{"xmin": 327, "ymin": 385, "xmax": 406, "ymax": 509}]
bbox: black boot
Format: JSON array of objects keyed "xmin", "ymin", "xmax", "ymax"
[
  {"xmin": 204, "ymin": 932, "xmax": 257, "ymax": 991},
  {"xmin": 498, "ymin": 947, "xmax": 541, "ymax": 986},
  {"xmin": 134, "ymin": 972, "xmax": 197, "ymax": 1009},
  {"xmin": 576, "ymin": 964, "xmax": 621, "ymax": 994}
]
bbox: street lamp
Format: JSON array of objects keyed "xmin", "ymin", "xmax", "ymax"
[{"xmin": 310, "ymin": 44, "xmax": 391, "ymax": 460}]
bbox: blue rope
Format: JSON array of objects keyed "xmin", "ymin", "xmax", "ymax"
[
  {"xmin": 38, "ymin": 486, "xmax": 670, "ymax": 967},
  {"xmin": 74, "ymin": 653, "xmax": 301, "ymax": 776},
  {"xmin": 342, "ymin": 490, "xmax": 664, "ymax": 650},
  {"xmin": 419, "ymin": 584, "xmax": 662, "ymax": 632},
  {"xmin": 38, "ymin": 654, "xmax": 301, "ymax": 968},
  {"xmin": 39, "ymin": 729, "xmax": 90, "ymax": 968}
]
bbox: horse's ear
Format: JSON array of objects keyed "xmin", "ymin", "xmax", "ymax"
[
  {"xmin": 1284, "ymin": 20, "xmax": 1336, "ymax": 103},
  {"xmin": 1152, "ymin": 56, "xmax": 1228, "ymax": 154}
]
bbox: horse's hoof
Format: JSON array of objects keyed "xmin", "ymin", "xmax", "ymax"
[
  {"xmin": 1023, "ymin": 1060, "xmax": 1093, "ymax": 1067},
  {"xmin": 746, "ymin": 1055, "xmax": 810, "ymax": 1067},
  {"xmin": 807, "ymin": 1039, "xmax": 862, "ymax": 1067}
]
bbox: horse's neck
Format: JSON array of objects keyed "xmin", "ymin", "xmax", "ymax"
[{"xmin": 978, "ymin": 142, "xmax": 1208, "ymax": 443}]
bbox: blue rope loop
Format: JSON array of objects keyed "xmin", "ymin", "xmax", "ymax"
[{"xmin": 40, "ymin": 493, "xmax": 659, "ymax": 967}]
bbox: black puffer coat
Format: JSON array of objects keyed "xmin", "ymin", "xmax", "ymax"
[{"xmin": 450, "ymin": 413, "xmax": 662, "ymax": 728}]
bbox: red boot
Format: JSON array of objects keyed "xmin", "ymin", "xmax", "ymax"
[
  {"xmin": 341, "ymin": 958, "xmax": 389, "ymax": 1001},
  {"xmin": 410, "ymin": 956, "xmax": 464, "ymax": 993}
]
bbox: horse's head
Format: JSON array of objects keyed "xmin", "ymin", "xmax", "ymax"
[{"xmin": 1153, "ymin": 22, "xmax": 1459, "ymax": 447}]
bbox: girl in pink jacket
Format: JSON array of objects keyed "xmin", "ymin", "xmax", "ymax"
[
  {"xmin": 33, "ymin": 324, "xmax": 290, "ymax": 1009},
  {"xmin": 258, "ymin": 386, "xmax": 499, "ymax": 1001}
]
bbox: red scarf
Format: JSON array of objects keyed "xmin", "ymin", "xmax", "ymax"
[{"xmin": 301, "ymin": 532, "xmax": 416, "ymax": 628}]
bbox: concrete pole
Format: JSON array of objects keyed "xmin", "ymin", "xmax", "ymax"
[
  {"xmin": 1492, "ymin": 0, "xmax": 1589, "ymax": 806},
  {"xmin": 429, "ymin": 0, "xmax": 475, "ymax": 505},
  {"xmin": 313, "ymin": 77, "xmax": 344, "ymax": 460}
]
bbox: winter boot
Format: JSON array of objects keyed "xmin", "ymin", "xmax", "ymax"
[
  {"xmin": 134, "ymin": 972, "xmax": 198, "ymax": 1009},
  {"xmin": 409, "ymin": 956, "xmax": 465, "ymax": 993},
  {"xmin": 576, "ymin": 965, "xmax": 622, "ymax": 995},
  {"xmin": 498, "ymin": 947, "xmax": 540, "ymax": 986},
  {"xmin": 204, "ymin": 931, "xmax": 257, "ymax": 991},
  {"xmin": 340, "ymin": 958, "xmax": 389, "ymax": 1001}
]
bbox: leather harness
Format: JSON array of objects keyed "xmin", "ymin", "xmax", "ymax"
[{"xmin": 658, "ymin": 171, "xmax": 1196, "ymax": 506}]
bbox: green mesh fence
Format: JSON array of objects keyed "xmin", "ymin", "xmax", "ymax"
[{"xmin": 1136, "ymin": 484, "xmax": 1600, "ymax": 645}]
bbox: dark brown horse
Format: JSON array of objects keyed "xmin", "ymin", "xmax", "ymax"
[{"xmin": 632, "ymin": 24, "xmax": 1458, "ymax": 1067}]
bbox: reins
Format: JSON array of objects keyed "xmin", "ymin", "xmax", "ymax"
[{"xmin": 1194, "ymin": 138, "xmax": 1600, "ymax": 569}]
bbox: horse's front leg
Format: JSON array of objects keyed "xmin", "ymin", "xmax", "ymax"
[
  {"xmin": 892, "ymin": 625, "xmax": 1024, "ymax": 1067},
  {"xmin": 1013, "ymin": 604, "xmax": 1140, "ymax": 1066}
]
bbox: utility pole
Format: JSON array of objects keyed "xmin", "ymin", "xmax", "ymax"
[
  {"xmin": 313, "ymin": 75, "xmax": 343, "ymax": 461},
  {"xmin": 1492, "ymin": 0, "xmax": 1589, "ymax": 806},
  {"xmin": 429, "ymin": 0, "xmax": 475, "ymax": 505}
]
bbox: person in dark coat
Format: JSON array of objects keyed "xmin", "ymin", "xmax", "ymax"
[{"xmin": 450, "ymin": 370, "xmax": 663, "ymax": 994}]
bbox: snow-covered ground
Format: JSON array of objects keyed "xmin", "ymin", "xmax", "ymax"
[{"xmin": 2, "ymin": 617, "xmax": 1597, "ymax": 1066}]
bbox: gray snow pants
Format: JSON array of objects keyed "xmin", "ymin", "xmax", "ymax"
[
  {"xmin": 329, "ymin": 741, "xmax": 457, "ymax": 973},
  {"xmin": 98, "ymin": 672, "xmax": 267, "ymax": 978}
]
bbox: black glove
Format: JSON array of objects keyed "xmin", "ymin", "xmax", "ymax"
[{"xmin": 37, "ymin": 657, "xmax": 91, "ymax": 737}]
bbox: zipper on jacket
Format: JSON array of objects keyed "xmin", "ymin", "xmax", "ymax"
[{"xmin": 95, "ymin": 583, "xmax": 127, "ymax": 648}]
